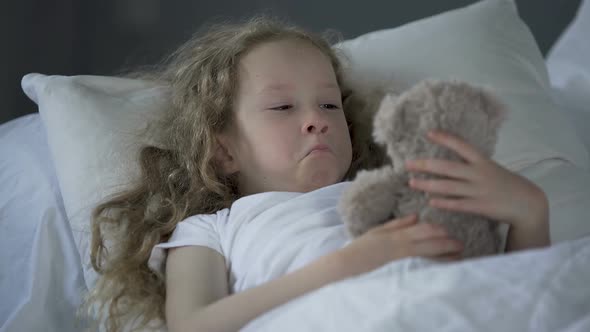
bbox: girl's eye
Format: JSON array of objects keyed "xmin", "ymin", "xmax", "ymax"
[
  {"xmin": 270, "ymin": 105, "xmax": 292, "ymax": 111},
  {"xmin": 321, "ymin": 104, "xmax": 340, "ymax": 110},
  {"xmin": 269, "ymin": 104, "xmax": 340, "ymax": 111}
]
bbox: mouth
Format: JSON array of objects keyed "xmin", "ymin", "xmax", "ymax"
[{"xmin": 306, "ymin": 144, "xmax": 332, "ymax": 156}]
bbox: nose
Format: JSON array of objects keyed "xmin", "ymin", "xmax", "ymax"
[{"xmin": 302, "ymin": 107, "xmax": 329, "ymax": 135}]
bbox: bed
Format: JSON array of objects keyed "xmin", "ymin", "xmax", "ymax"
[{"xmin": 2, "ymin": 0, "xmax": 590, "ymax": 331}]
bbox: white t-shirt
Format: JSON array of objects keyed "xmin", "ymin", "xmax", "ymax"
[
  {"xmin": 147, "ymin": 180, "xmax": 509, "ymax": 294},
  {"xmin": 148, "ymin": 181, "xmax": 353, "ymax": 294}
]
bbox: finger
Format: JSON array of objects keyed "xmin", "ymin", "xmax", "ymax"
[
  {"xmin": 427, "ymin": 130, "xmax": 485, "ymax": 164},
  {"xmin": 429, "ymin": 197, "xmax": 490, "ymax": 216},
  {"xmin": 379, "ymin": 214, "xmax": 418, "ymax": 231},
  {"xmin": 402, "ymin": 222, "xmax": 449, "ymax": 241},
  {"xmin": 405, "ymin": 159, "xmax": 475, "ymax": 181},
  {"xmin": 412, "ymin": 238, "xmax": 464, "ymax": 257},
  {"xmin": 409, "ymin": 178, "xmax": 476, "ymax": 197}
]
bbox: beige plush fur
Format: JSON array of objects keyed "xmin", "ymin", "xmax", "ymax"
[{"xmin": 339, "ymin": 79, "xmax": 507, "ymax": 258}]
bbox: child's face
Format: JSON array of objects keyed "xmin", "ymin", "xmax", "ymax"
[{"xmin": 217, "ymin": 39, "xmax": 352, "ymax": 195}]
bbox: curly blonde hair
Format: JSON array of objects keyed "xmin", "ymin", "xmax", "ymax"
[{"xmin": 83, "ymin": 14, "xmax": 384, "ymax": 332}]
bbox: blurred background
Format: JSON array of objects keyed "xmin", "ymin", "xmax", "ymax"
[{"xmin": 0, "ymin": 0, "xmax": 582, "ymax": 124}]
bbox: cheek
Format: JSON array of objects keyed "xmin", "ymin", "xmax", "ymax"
[
  {"xmin": 337, "ymin": 115, "xmax": 352, "ymax": 144},
  {"xmin": 265, "ymin": 127, "xmax": 296, "ymax": 154},
  {"xmin": 246, "ymin": 123, "xmax": 296, "ymax": 160},
  {"xmin": 343, "ymin": 131, "xmax": 353, "ymax": 163},
  {"xmin": 337, "ymin": 117, "xmax": 353, "ymax": 164}
]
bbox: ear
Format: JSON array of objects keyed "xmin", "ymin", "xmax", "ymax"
[{"xmin": 214, "ymin": 135, "xmax": 240, "ymax": 175}]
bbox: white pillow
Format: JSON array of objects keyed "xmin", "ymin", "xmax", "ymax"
[
  {"xmin": 21, "ymin": 74, "xmax": 169, "ymax": 288},
  {"xmin": 547, "ymin": 0, "xmax": 590, "ymax": 95},
  {"xmin": 21, "ymin": 0, "xmax": 589, "ymax": 287},
  {"xmin": 549, "ymin": 87, "xmax": 590, "ymax": 154},
  {"xmin": 335, "ymin": 0, "xmax": 589, "ymax": 172},
  {"xmin": 546, "ymin": 0, "xmax": 590, "ymax": 153}
]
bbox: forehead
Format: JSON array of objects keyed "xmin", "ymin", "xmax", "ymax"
[
  {"xmin": 256, "ymin": 81, "xmax": 340, "ymax": 95},
  {"xmin": 237, "ymin": 39, "xmax": 338, "ymax": 88}
]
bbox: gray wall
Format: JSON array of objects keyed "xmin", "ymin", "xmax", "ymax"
[{"xmin": 0, "ymin": 0, "xmax": 582, "ymax": 125}]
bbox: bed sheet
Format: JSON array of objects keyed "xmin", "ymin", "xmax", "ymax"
[
  {"xmin": 0, "ymin": 114, "xmax": 88, "ymax": 332},
  {"xmin": 239, "ymin": 152, "xmax": 590, "ymax": 332},
  {"xmin": 242, "ymin": 235, "xmax": 590, "ymax": 332},
  {"xmin": 1, "ymin": 113, "xmax": 589, "ymax": 332}
]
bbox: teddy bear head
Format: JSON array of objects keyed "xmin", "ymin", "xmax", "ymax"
[{"xmin": 372, "ymin": 79, "xmax": 507, "ymax": 173}]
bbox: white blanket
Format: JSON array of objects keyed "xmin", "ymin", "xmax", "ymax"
[
  {"xmin": 2, "ymin": 116, "xmax": 589, "ymax": 332},
  {"xmin": 242, "ymin": 235, "xmax": 590, "ymax": 332}
]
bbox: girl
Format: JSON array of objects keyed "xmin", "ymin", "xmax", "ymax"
[{"xmin": 85, "ymin": 15, "xmax": 550, "ymax": 332}]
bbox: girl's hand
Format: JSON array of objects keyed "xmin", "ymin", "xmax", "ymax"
[
  {"xmin": 338, "ymin": 214, "xmax": 464, "ymax": 277},
  {"xmin": 404, "ymin": 130, "xmax": 549, "ymax": 231}
]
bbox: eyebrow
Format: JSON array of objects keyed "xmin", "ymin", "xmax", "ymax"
[{"xmin": 257, "ymin": 82, "xmax": 340, "ymax": 95}]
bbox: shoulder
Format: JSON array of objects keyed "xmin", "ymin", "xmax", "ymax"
[
  {"xmin": 168, "ymin": 208, "xmax": 233, "ymax": 244},
  {"xmin": 180, "ymin": 208, "xmax": 230, "ymax": 230},
  {"xmin": 147, "ymin": 209, "xmax": 230, "ymax": 276}
]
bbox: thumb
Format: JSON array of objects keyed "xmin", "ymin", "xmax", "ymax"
[{"xmin": 379, "ymin": 214, "xmax": 418, "ymax": 231}]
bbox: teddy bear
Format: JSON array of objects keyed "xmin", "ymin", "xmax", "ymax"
[{"xmin": 338, "ymin": 79, "xmax": 508, "ymax": 258}]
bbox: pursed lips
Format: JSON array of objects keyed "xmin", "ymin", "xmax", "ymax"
[{"xmin": 306, "ymin": 143, "xmax": 331, "ymax": 156}]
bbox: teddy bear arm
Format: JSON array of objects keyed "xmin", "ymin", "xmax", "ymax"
[{"xmin": 339, "ymin": 167, "xmax": 407, "ymax": 237}]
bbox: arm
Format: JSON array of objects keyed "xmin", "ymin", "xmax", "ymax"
[
  {"xmin": 404, "ymin": 130, "xmax": 552, "ymax": 253},
  {"xmin": 166, "ymin": 214, "xmax": 464, "ymax": 332},
  {"xmin": 165, "ymin": 246, "xmax": 349, "ymax": 332},
  {"xmin": 505, "ymin": 187, "xmax": 550, "ymax": 252}
]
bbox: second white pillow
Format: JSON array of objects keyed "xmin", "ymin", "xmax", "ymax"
[{"xmin": 336, "ymin": 0, "xmax": 589, "ymax": 171}]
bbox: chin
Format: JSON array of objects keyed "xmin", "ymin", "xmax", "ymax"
[{"xmin": 302, "ymin": 175, "xmax": 339, "ymax": 192}]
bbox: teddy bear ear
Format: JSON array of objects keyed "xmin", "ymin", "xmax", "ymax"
[
  {"xmin": 445, "ymin": 79, "xmax": 508, "ymax": 130},
  {"xmin": 480, "ymin": 88, "xmax": 510, "ymax": 155},
  {"xmin": 479, "ymin": 86, "xmax": 508, "ymax": 132},
  {"xmin": 372, "ymin": 93, "xmax": 400, "ymax": 146}
]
